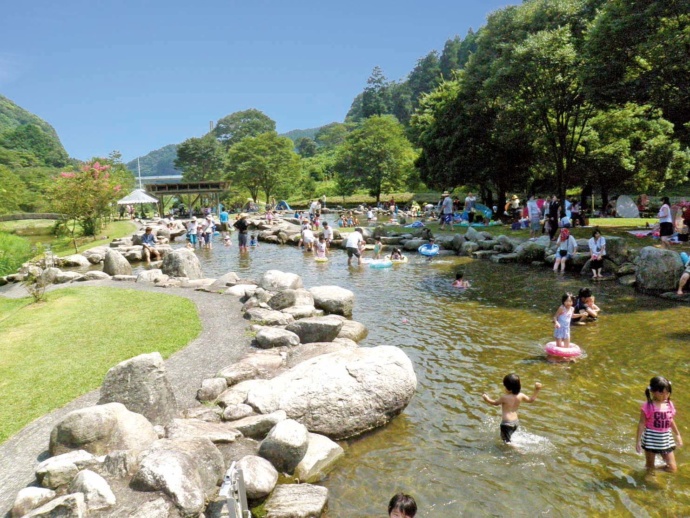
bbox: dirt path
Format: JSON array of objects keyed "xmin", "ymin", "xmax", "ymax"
[{"xmin": 0, "ymin": 279, "xmax": 249, "ymax": 517}]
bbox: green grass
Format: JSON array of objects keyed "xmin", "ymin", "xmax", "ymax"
[
  {"xmin": 0, "ymin": 219, "xmax": 137, "ymax": 257},
  {"xmin": 0, "ymin": 287, "xmax": 201, "ymax": 443},
  {"xmin": 0, "ymin": 233, "xmax": 33, "ymax": 276}
]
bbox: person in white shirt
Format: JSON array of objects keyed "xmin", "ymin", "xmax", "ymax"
[
  {"xmin": 301, "ymin": 227, "xmax": 315, "ymax": 251},
  {"xmin": 464, "ymin": 192, "xmax": 477, "ymax": 223},
  {"xmin": 439, "ymin": 191, "xmax": 454, "ymax": 230},
  {"xmin": 526, "ymin": 195, "xmax": 541, "ymax": 239},
  {"xmin": 322, "ymin": 221, "xmax": 333, "ymax": 247},
  {"xmin": 658, "ymin": 196, "xmax": 673, "ymax": 249},
  {"xmin": 345, "ymin": 227, "xmax": 365, "ymax": 266}
]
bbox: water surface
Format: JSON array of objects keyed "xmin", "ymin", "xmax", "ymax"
[{"xmin": 192, "ymin": 239, "xmax": 690, "ymax": 517}]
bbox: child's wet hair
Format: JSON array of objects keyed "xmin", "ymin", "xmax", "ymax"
[
  {"xmin": 578, "ymin": 288, "xmax": 592, "ymax": 299},
  {"xmin": 645, "ymin": 376, "xmax": 672, "ymax": 403},
  {"xmin": 503, "ymin": 373, "xmax": 521, "ymax": 395},
  {"xmin": 562, "ymin": 292, "xmax": 574, "ymax": 304},
  {"xmin": 456, "ymin": 272, "xmax": 463, "ymax": 280}
]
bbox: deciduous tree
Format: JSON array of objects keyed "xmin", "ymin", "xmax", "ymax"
[
  {"xmin": 175, "ymin": 135, "xmax": 224, "ymax": 181},
  {"xmin": 213, "ymin": 109, "xmax": 276, "ymax": 149}
]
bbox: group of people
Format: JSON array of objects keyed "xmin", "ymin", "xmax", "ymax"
[{"xmin": 551, "ymin": 228, "xmax": 607, "ymax": 279}]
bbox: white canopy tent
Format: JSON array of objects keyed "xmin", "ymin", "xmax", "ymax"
[{"xmin": 117, "ymin": 189, "xmax": 159, "ymax": 205}]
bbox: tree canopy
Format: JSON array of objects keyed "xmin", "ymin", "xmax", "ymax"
[{"xmin": 212, "ymin": 109, "xmax": 276, "ymax": 149}]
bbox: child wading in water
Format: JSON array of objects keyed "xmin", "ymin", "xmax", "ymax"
[
  {"xmin": 553, "ymin": 293, "xmax": 575, "ymax": 348},
  {"xmin": 374, "ymin": 238, "xmax": 382, "ymax": 260},
  {"xmin": 636, "ymin": 376, "xmax": 682, "ymax": 473},
  {"xmin": 482, "ymin": 374, "xmax": 542, "ymax": 443},
  {"xmin": 452, "ymin": 272, "xmax": 471, "ymax": 288}
]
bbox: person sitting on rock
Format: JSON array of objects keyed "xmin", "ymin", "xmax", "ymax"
[
  {"xmin": 677, "ymin": 261, "xmax": 690, "ymax": 295},
  {"xmin": 141, "ymin": 227, "xmax": 161, "ymax": 264}
]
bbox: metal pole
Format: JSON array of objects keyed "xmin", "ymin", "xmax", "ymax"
[{"xmin": 137, "ymin": 157, "xmax": 142, "ymax": 190}]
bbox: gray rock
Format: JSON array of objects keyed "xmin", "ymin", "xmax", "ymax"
[
  {"xmin": 402, "ymin": 238, "xmax": 427, "ymax": 251},
  {"xmin": 101, "ymin": 450, "xmax": 140, "ymax": 478},
  {"xmin": 225, "ymin": 410, "xmax": 288, "ymax": 440},
  {"xmin": 225, "ymin": 284, "xmax": 257, "ymax": 297},
  {"xmin": 222, "ymin": 404, "xmax": 255, "ymax": 421},
  {"xmin": 268, "ymin": 288, "xmax": 314, "ymax": 310},
  {"xmin": 308, "ymin": 286, "xmax": 355, "ymax": 317},
  {"xmin": 197, "ymin": 377, "xmax": 228, "ymax": 402},
  {"xmin": 112, "ymin": 274, "xmax": 137, "ymax": 282},
  {"xmin": 464, "ymin": 226, "xmax": 482, "ymax": 242},
  {"xmin": 617, "ymin": 262, "xmax": 637, "ymax": 276},
  {"xmin": 603, "ymin": 236, "xmax": 628, "ymax": 264},
  {"xmin": 182, "ymin": 405, "xmax": 222, "ymax": 422},
  {"xmin": 36, "ymin": 450, "xmax": 96, "ymax": 489},
  {"xmin": 165, "ymin": 418, "xmax": 243, "ymax": 443},
  {"xmin": 281, "ymin": 305, "xmax": 319, "ymax": 319},
  {"xmin": 207, "ymin": 271, "xmax": 240, "ymax": 292},
  {"xmin": 58, "ymin": 254, "xmax": 91, "ymax": 268},
  {"xmin": 244, "ymin": 307, "xmax": 295, "ymax": 326},
  {"xmin": 23, "ymin": 493, "xmax": 86, "ymax": 518},
  {"xmin": 132, "ymin": 437, "xmax": 224, "ymax": 515},
  {"xmin": 161, "ymin": 249, "xmax": 203, "ymax": 279},
  {"xmin": 635, "ymin": 246, "xmax": 684, "ymax": 293},
  {"xmin": 49, "ymin": 402, "xmax": 158, "ymax": 456},
  {"xmin": 263, "ymin": 484, "xmax": 328, "ymax": 518},
  {"xmin": 39, "ymin": 267, "xmax": 61, "ymax": 285},
  {"xmin": 80, "ymin": 271, "xmax": 111, "ymax": 281},
  {"xmin": 217, "ymin": 380, "xmax": 267, "ymax": 408},
  {"xmin": 259, "ymin": 270, "xmax": 303, "ymax": 291},
  {"xmin": 68, "ymin": 469, "xmax": 116, "ymax": 510},
  {"xmin": 136, "ymin": 269, "xmax": 169, "ymax": 283},
  {"xmin": 103, "ymin": 249, "xmax": 132, "ymax": 276},
  {"xmin": 98, "ymin": 352, "xmax": 178, "ymax": 426},
  {"xmin": 294, "ymin": 433, "xmax": 345, "ymax": 483},
  {"xmin": 245, "ymin": 346, "xmax": 417, "ymax": 440},
  {"xmin": 515, "ymin": 241, "xmax": 546, "ymax": 263},
  {"xmin": 127, "ymin": 498, "xmax": 171, "ymax": 518},
  {"xmin": 461, "ymin": 241, "xmax": 480, "ymax": 255},
  {"xmin": 216, "ymin": 363, "xmax": 260, "ymax": 386},
  {"xmin": 286, "ymin": 316, "xmax": 343, "ymax": 344},
  {"xmin": 259, "ymin": 419, "xmax": 309, "ymax": 474},
  {"xmin": 618, "ymin": 274, "xmax": 637, "ymax": 286},
  {"xmin": 56, "ymin": 271, "xmax": 83, "ymax": 283},
  {"xmin": 335, "ymin": 319, "xmax": 368, "ymax": 343},
  {"xmin": 236, "ymin": 455, "xmax": 279, "ymax": 500},
  {"xmin": 451, "ymin": 234, "xmax": 466, "ymax": 252},
  {"xmin": 490, "ymin": 253, "xmax": 517, "ymax": 264},
  {"xmin": 11, "ymin": 487, "xmax": 56, "ymax": 518},
  {"xmin": 256, "ymin": 327, "xmax": 300, "ymax": 349},
  {"xmin": 286, "ymin": 341, "xmax": 358, "ymax": 368}
]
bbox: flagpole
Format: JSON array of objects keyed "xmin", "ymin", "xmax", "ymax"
[{"xmin": 137, "ymin": 157, "xmax": 142, "ymax": 190}]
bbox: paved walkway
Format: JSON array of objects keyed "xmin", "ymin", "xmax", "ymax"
[{"xmin": 0, "ymin": 279, "xmax": 249, "ymax": 517}]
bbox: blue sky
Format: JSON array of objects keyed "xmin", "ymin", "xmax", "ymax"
[{"xmin": 1, "ymin": 0, "xmax": 516, "ymax": 162}]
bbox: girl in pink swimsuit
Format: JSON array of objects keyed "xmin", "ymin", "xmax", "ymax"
[{"xmin": 636, "ymin": 376, "xmax": 683, "ymax": 472}]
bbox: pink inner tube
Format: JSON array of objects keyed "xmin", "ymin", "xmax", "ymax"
[{"xmin": 544, "ymin": 342, "xmax": 582, "ymax": 358}]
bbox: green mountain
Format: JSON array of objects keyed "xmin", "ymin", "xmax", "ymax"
[
  {"xmin": 126, "ymin": 144, "xmax": 181, "ymax": 177},
  {"xmin": 281, "ymin": 127, "xmax": 320, "ymax": 143},
  {"xmin": 0, "ymin": 94, "xmax": 69, "ymax": 167}
]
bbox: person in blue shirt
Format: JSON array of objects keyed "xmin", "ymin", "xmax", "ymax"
[
  {"xmin": 219, "ymin": 209, "xmax": 230, "ymax": 238},
  {"xmin": 141, "ymin": 227, "xmax": 161, "ymax": 263}
]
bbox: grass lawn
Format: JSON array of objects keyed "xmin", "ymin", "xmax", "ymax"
[
  {"xmin": 0, "ymin": 286, "xmax": 201, "ymax": 444},
  {"xmin": 0, "ymin": 219, "xmax": 137, "ymax": 256}
]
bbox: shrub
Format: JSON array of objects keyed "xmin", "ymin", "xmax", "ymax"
[{"xmin": 0, "ymin": 232, "xmax": 33, "ymax": 276}]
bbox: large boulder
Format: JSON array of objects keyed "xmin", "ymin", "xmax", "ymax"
[
  {"xmin": 136, "ymin": 269, "xmax": 169, "ymax": 283},
  {"xmin": 131, "ymin": 438, "xmax": 224, "ymax": 516},
  {"xmin": 259, "ymin": 270, "xmax": 303, "ymax": 291},
  {"xmin": 244, "ymin": 346, "xmax": 417, "ymax": 440},
  {"xmin": 55, "ymin": 271, "xmax": 83, "ymax": 284},
  {"xmin": 336, "ymin": 319, "xmax": 368, "ymax": 343},
  {"xmin": 165, "ymin": 418, "xmax": 242, "ymax": 443},
  {"xmin": 258, "ymin": 419, "xmax": 309, "ymax": 474},
  {"xmin": 49, "ymin": 402, "xmax": 158, "ymax": 456},
  {"xmin": 236, "ymin": 455, "xmax": 279, "ymax": 500},
  {"xmin": 635, "ymin": 246, "xmax": 684, "ymax": 294},
  {"xmin": 268, "ymin": 288, "xmax": 314, "ymax": 310},
  {"xmin": 103, "ymin": 249, "xmax": 132, "ymax": 276},
  {"xmin": 461, "ymin": 241, "xmax": 479, "ymax": 255},
  {"xmin": 464, "ymin": 226, "xmax": 482, "ymax": 242},
  {"xmin": 161, "ymin": 249, "xmax": 203, "ymax": 280},
  {"xmin": 68, "ymin": 470, "xmax": 116, "ymax": 511},
  {"xmin": 22, "ymin": 493, "xmax": 86, "ymax": 518},
  {"xmin": 207, "ymin": 271, "xmax": 240, "ymax": 293},
  {"xmin": 255, "ymin": 327, "xmax": 300, "ymax": 349},
  {"xmin": 285, "ymin": 316, "xmax": 343, "ymax": 344},
  {"xmin": 98, "ymin": 352, "xmax": 178, "ymax": 426},
  {"xmin": 603, "ymin": 236, "xmax": 628, "ymax": 264},
  {"xmin": 308, "ymin": 286, "xmax": 355, "ymax": 317},
  {"xmin": 39, "ymin": 267, "xmax": 61, "ymax": 285},
  {"xmin": 294, "ymin": 433, "xmax": 345, "ymax": 483},
  {"xmin": 11, "ymin": 487, "xmax": 56, "ymax": 518},
  {"xmin": 263, "ymin": 484, "xmax": 329, "ymax": 518},
  {"xmin": 515, "ymin": 241, "xmax": 546, "ymax": 264},
  {"xmin": 244, "ymin": 307, "xmax": 295, "ymax": 326},
  {"xmin": 197, "ymin": 377, "xmax": 228, "ymax": 402},
  {"xmin": 223, "ymin": 410, "xmax": 288, "ymax": 440},
  {"xmin": 59, "ymin": 254, "xmax": 91, "ymax": 268}
]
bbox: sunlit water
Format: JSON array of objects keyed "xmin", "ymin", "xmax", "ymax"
[{"xmin": 186, "ymin": 236, "xmax": 690, "ymax": 517}]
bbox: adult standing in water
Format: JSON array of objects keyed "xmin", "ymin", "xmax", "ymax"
[
  {"xmin": 658, "ymin": 196, "xmax": 674, "ymax": 249},
  {"xmin": 219, "ymin": 207, "xmax": 230, "ymax": 239},
  {"xmin": 345, "ymin": 227, "xmax": 365, "ymax": 267},
  {"xmin": 547, "ymin": 195, "xmax": 560, "ymax": 241},
  {"xmin": 527, "ymin": 194, "xmax": 541, "ymax": 239},
  {"xmin": 588, "ymin": 229, "xmax": 606, "ymax": 279},
  {"xmin": 440, "ymin": 191, "xmax": 454, "ymax": 231},
  {"xmin": 233, "ymin": 213, "xmax": 249, "ymax": 253}
]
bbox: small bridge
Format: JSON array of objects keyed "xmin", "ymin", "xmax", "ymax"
[{"xmin": 0, "ymin": 213, "xmax": 63, "ymax": 222}]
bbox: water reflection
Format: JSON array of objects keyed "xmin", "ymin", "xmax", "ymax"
[{"xmin": 186, "ymin": 238, "xmax": 690, "ymax": 516}]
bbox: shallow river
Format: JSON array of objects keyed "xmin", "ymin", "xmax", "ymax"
[{"xmin": 191, "ymin": 237, "xmax": 690, "ymax": 517}]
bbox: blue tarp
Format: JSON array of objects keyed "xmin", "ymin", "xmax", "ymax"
[{"xmin": 276, "ymin": 200, "xmax": 291, "ymax": 211}]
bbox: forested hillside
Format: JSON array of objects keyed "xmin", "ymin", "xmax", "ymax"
[{"xmin": 126, "ymin": 144, "xmax": 180, "ymax": 177}]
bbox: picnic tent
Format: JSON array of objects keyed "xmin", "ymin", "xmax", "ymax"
[
  {"xmin": 615, "ymin": 195, "xmax": 640, "ymax": 218},
  {"xmin": 117, "ymin": 189, "xmax": 159, "ymax": 205}
]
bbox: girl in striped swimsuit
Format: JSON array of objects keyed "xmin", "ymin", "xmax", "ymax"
[{"xmin": 636, "ymin": 376, "xmax": 683, "ymax": 472}]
